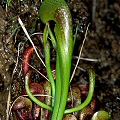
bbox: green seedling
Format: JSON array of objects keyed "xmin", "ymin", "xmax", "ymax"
[{"xmin": 25, "ymin": 0, "xmax": 95, "ymax": 120}]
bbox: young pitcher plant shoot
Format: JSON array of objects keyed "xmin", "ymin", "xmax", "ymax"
[{"xmin": 23, "ymin": 0, "xmax": 95, "ymax": 120}]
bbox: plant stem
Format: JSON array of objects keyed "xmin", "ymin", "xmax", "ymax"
[
  {"xmin": 25, "ymin": 71, "xmax": 52, "ymax": 111},
  {"xmin": 65, "ymin": 69, "xmax": 95, "ymax": 114},
  {"xmin": 43, "ymin": 24, "xmax": 55, "ymax": 106}
]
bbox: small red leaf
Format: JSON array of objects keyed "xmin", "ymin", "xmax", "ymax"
[{"xmin": 22, "ymin": 46, "xmax": 34, "ymax": 76}]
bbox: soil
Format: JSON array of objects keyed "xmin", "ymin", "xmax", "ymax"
[{"xmin": 0, "ymin": 0, "xmax": 120, "ymax": 120}]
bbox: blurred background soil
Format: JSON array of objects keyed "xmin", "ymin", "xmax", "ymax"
[{"xmin": 0, "ymin": 0, "xmax": 120, "ymax": 119}]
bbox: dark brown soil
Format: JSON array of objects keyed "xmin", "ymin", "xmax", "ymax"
[{"xmin": 0, "ymin": 0, "xmax": 120, "ymax": 120}]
